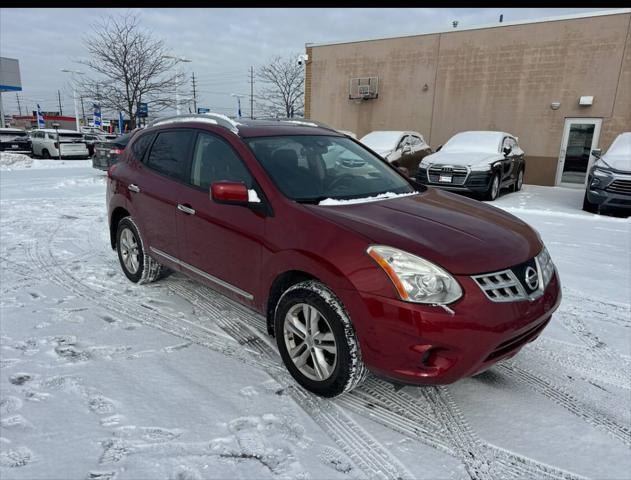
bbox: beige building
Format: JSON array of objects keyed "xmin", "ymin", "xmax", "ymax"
[{"xmin": 304, "ymin": 9, "xmax": 631, "ymax": 186}]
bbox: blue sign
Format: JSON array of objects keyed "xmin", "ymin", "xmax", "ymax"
[
  {"xmin": 93, "ymin": 104, "xmax": 102, "ymax": 128},
  {"xmin": 36, "ymin": 104, "xmax": 45, "ymax": 128},
  {"xmin": 138, "ymin": 102, "xmax": 148, "ymax": 118},
  {"xmin": 197, "ymin": 107, "xmax": 210, "ymax": 114}
]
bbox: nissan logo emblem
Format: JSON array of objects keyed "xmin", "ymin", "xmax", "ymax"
[{"xmin": 524, "ymin": 266, "xmax": 539, "ymax": 291}]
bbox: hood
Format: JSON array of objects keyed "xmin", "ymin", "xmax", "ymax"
[
  {"xmin": 307, "ymin": 188, "xmax": 540, "ymax": 275},
  {"xmin": 421, "ymin": 150, "xmax": 500, "ymax": 168},
  {"xmin": 601, "ymin": 153, "xmax": 631, "ymax": 172}
]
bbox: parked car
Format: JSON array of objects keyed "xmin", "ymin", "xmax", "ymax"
[
  {"xmin": 359, "ymin": 130, "xmax": 431, "ymax": 177},
  {"xmin": 84, "ymin": 132, "xmax": 118, "ymax": 157},
  {"xmin": 30, "ymin": 129, "xmax": 89, "ymax": 159},
  {"xmin": 0, "ymin": 128, "xmax": 32, "ymax": 153},
  {"xmin": 107, "ymin": 114, "xmax": 560, "ymax": 397},
  {"xmin": 417, "ymin": 131, "xmax": 525, "ymax": 201},
  {"xmin": 92, "ymin": 133, "xmax": 131, "ymax": 171},
  {"xmin": 583, "ymin": 132, "xmax": 631, "ymax": 214}
]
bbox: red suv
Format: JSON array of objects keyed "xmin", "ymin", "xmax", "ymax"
[{"xmin": 107, "ymin": 114, "xmax": 561, "ymax": 397}]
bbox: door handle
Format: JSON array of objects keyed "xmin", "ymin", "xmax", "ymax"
[
  {"xmin": 128, "ymin": 184, "xmax": 140, "ymax": 193},
  {"xmin": 177, "ymin": 204, "xmax": 196, "ymax": 215}
]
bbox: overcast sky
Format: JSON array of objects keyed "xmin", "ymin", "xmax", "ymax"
[{"xmin": 1, "ymin": 7, "xmax": 609, "ymax": 120}]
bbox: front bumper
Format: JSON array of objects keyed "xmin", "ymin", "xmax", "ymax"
[
  {"xmin": 416, "ymin": 167, "xmax": 493, "ymax": 193},
  {"xmin": 339, "ymin": 272, "xmax": 561, "ymax": 385},
  {"xmin": 92, "ymin": 156, "xmax": 111, "ymax": 170},
  {"xmin": 586, "ymin": 173, "xmax": 631, "ymax": 210}
]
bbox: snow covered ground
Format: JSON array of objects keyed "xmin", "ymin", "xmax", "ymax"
[{"xmin": 1, "ymin": 157, "xmax": 630, "ymax": 479}]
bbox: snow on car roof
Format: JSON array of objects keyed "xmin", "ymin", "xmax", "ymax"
[{"xmin": 35, "ymin": 129, "xmax": 83, "ymax": 134}]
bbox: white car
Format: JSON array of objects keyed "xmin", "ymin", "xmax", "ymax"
[
  {"xmin": 359, "ymin": 130, "xmax": 431, "ymax": 176},
  {"xmin": 30, "ymin": 129, "xmax": 90, "ymax": 159},
  {"xmin": 417, "ymin": 131, "xmax": 526, "ymax": 201}
]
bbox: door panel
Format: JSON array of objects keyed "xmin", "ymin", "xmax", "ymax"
[
  {"xmin": 557, "ymin": 118, "xmax": 602, "ymax": 186},
  {"xmin": 176, "ymin": 131, "xmax": 264, "ymax": 306}
]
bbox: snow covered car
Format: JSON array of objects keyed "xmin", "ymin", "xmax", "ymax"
[
  {"xmin": 359, "ymin": 131, "xmax": 431, "ymax": 177},
  {"xmin": 0, "ymin": 128, "xmax": 32, "ymax": 153},
  {"xmin": 583, "ymin": 132, "xmax": 631, "ymax": 214},
  {"xmin": 107, "ymin": 114, "xmax": 560, "ymax": 397},
  {"xmin": 30, "ymin": 129, "xmax": 90, "ymax": 159},
  {"xmin": 417, "ymin": 131, "xmax": 525, "ymax": 201}
]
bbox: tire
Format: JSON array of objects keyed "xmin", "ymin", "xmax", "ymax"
[
  {"xmin": 514, "ymin": 168, "xmax": 524, "ymax": 192},
  {"xmin": 116, "ymin": 217, "xmax": 164, "ymax": 284},
  {"xmin": 484, "ymin": 172, "xmax": 501, "ymax": 201},
  {"xmin": 582, "ymin": 191, "xmax": 598, "ymax": 214},
  {"xmin": 274, "ymin": 280, "xmax": 368, "ymax": 397},
  {"xmin": 42, "ymin": 149, "xmax": 50, "ymax": 159}
]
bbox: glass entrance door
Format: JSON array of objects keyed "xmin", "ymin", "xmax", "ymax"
[{"xmin": 556, "ymin": 118, "xmax": 602, "ymax": 186}]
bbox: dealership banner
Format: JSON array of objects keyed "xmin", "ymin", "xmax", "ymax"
[
  {"xmin": 36, "ymin": 104, "xmax": 45, "ymax": 128},
  {"xmin": 93, "ymin": 104, "xmax": 101, "ymax": 128}
]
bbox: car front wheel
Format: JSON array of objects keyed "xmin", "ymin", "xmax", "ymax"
[
  {"xmin": 582, "ymin": 191, "xmax": 598, "ymax": 214},
  {"xmin": 116, "ymin": 217, "xmax": 165, "ymax": 284},
  {"xmin": 514, "ymin": 168, "xmax": 524, "ymax": 192},
  {"xmin": 275, "ymin": 280, "xmax": 368, "ymax": 397}
]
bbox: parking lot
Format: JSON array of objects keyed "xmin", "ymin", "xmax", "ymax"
[{"xmin": 1, "ymin": 159, "xmax": 629, "ymax": 479}]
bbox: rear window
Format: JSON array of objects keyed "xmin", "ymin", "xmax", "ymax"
[
  {"xmin": 0, "ymin": 130, "xmax": 27, "ymax": 138},
  {"xmin": 59, "ymin": 133, "xmax": 84, "ymax": 139},
  {"xmin": 145, "ymin": 130, "xmax": 194, "ymax": 180},
  {"xmin": 130, "ymin": 133, "xmax": 152, "ymax": 159}
]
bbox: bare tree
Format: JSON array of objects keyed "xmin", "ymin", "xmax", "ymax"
[
  {"xmin": 257, "ymin": 54, "xmax": 305, "ymax": 118},
  {"xmin": 78, "ymin": 13, "xmax": 184, "ymax": 128}
]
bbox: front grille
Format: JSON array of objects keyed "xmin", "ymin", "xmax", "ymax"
[
  {"xmin": 606, "ymin": 179, "xmax": 631, "ymax": 195},
  {"xmin": 427, "ymin": 165, "xmax": 469, "ymax": 185},
  {"xmin": 472, "ymin": 247, "xmax": 555, "ymax": 303}
]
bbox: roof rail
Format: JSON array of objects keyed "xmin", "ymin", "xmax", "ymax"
[
  {"xmin": 257, "ymin": 117, "xmax": 341, "ymax": 134},
  {"xmin": 147, "ymin": 113, "xmax": 242, "ymax": 134}
]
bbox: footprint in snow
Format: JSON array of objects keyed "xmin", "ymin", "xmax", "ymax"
[
  {"xmin": 87, "ymin": 471, "xmax": 117, "ymax": 480},
  {"xmin": 0, "ymin": 446, "xmax": 33, "ymax": 468},
  {"xmin": 9, "ymin": 373, "xmax": 34, "ymax": 386},
  {"xmin": 0, "ymin": 396, "xmax": 23, "ymax": 415},
  {"xmin": 0, "ymin": 414, "xmax": 35, "ymax": 431},
  {"xmin": 88, "ymin": 394, "xmax": 117, "ymax": 415}
]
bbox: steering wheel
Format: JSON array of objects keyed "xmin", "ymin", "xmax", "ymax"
[{"xmin": 326, "ymin": 174, "xmax": 356, "ymax": 193}]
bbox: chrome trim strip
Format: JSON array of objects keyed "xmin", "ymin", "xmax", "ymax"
[{"xmin": 149, "ymin": 247, "xmax": 254, "ymax": 300}]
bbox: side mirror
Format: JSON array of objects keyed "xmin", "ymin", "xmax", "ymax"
[
  {"xmin": 503, "ymin": 146, "xmax": 512, "ymax": 156},
  {"xmin": 210, "ymin": 181, "xmax": 249, "ymax": 205},
  {"xmin": 436, "ymin": 145, "xmax": 442, "ymax": 152},
  {"xmin": 591, "ymin": 148, "xmax": 602, "ymax": 159},
  {"xmin": 397, "ymin": 166, "xmax": 410, "ymax": 177}
]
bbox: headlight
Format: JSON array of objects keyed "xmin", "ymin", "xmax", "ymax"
[
  {"xmin": 536, "ymin": 245, "xmax": 555, "ymax": 288},
  {"xmin": 367, "ymin": 246, "xmax": 463, "ymax": 305},
  {"xmin": 593, "ymin": 165, "xmax": 612, "ymax": 177},
  {"xmin": 469, "ymin": 163, "xmax": 492, "ymax": 172}
]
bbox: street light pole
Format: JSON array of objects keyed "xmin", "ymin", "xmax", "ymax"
[
  {"xmin": 162, "ymin": 55, "xmax": 192, "ymax": 115},
  {"xmin": 61, "ymin": 69, "xmax": 85, "ymax": 131}
]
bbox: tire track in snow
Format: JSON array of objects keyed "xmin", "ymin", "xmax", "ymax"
[
  {"xmin": 167, "ymin": 281, "xmax": 414, "ymax": 480},
  {"xmin": 498, "ymin": 362, "xmax": 631, "ymax": 447}
]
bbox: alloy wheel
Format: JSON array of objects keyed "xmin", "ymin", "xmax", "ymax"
[
  {"xmin": 517, "ymin": 170, "xmax": 524, "ymax": 190},
  {"xmin": 283, "ymin": 303, "xmax": 338, "ymax": 381},
  {"xmin": 491, "ymin": 175, "xmax": 500, "ymax": 199},
  {"xmin": 119, "ymin": 227, "xmax": 140, "ymax": 274}
]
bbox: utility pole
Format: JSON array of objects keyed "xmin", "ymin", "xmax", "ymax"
[
  {"xmin": 191, "ymin": 72, "xmax": 197, "ymax": 113},
  {"xmin": 57, "ymin": 90, "xmax": 63, "ymax": 115},
  {"xmin": 249, "ymin": 66, "xmax": 254, "ymax": 119},
  {"xmin": 80, "ymin": 96, "xmax": 86, "ymax": 124},
  {"xmin": 16, "ymin": 93, "xmax": 22, "ymax": 116}
]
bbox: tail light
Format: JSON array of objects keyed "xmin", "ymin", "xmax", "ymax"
[{"xmin": 109, "ymin": 148, "xmax": 123, "ymax": 155}]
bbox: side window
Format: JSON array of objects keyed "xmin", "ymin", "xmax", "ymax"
[
  {"xmin": 145, "ymin": 130, "xmax": 194, "ymax": 180},
  {"xmin": 502, "ymin": 137, "xmax": 512, "ymax": 151},
  {"xmin": 190, "ymin": 132, "xmax": 253, "ymax": 190},
  {"xmin": 132, "ymin": 133, "xmax": 155, "ymax": 161},
  {"xmin": 410, "ymin": 136, "xmax": 422, "ymax": 146}
]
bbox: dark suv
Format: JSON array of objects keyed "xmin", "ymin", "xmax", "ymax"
[{"xmin": 107, "ymin": 114, "xmax": 560, "ymax": 397}]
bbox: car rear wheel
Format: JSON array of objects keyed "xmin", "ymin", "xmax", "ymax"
[
  {"xmin": 42, "ymin": 149, "xmax": 50, "ymax": 159},
  {"xmin": 275, "ymin": 280, "xmax": 368, "ymax": 397},
  {"xmin": 514, "ymin": 168, "xmax": 524, "ymax": 192},
  {"xmin": 116, "ymin": 217, "xmax": 165, "ymax": 284},
  {"xmin": 485, "ymin": 172, "xmax": 501, "ymax": 201}
]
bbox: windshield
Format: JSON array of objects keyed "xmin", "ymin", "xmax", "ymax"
[
  {"xmin": 245, "ymin": 135, "xmax": 415, "ymax": 203},
  {"xmin": 442, "ymin": 132, "xmax": 502, "ymax": 153},
  {"xmin": 359, "ymin": 131, "xmax": 401, "ymax": 152}
]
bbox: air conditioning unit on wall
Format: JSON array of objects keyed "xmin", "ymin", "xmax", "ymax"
[{"xmin": 349, "ymin": 77, "xmax": 379, "ymax": 100}]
